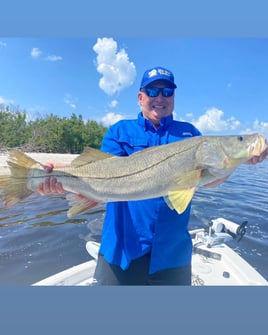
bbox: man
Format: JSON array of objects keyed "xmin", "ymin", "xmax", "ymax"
[
  {"xmin": 38, "ymin": 66, "xmax": 267, "ymax": 285},
  {"xmin": 92, "ymin": 66, "xmax": 201, "ymax": 285}
]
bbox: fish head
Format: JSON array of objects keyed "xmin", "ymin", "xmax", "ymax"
[
  {"xmin": 196, "ymin": 133, "xmax": 267, "ymax": 170},
  {"xmin": 220, "ymin": 133, "xmax": 267, "ymax": 161}
]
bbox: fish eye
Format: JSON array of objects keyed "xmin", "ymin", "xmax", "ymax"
[{"xmin": 237, "ymin": 136, "xmax": 244, "ymax": 142}]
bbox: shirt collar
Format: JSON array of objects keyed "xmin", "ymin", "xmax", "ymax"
[{"xmin": 138, "ymin": 112, "xmax": 174, "ymax": 130}]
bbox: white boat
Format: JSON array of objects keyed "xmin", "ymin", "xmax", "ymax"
[{"xmin": 33, "ymin": 217, "xmax": 268, "ymax": 286}]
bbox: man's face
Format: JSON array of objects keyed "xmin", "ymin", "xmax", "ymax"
[{"xmin": 138, "ymin": 81, "xmax": 175, "ymax": 127}]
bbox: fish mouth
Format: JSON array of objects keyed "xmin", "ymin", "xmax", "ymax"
[{"xmin": 249, "ymin": 135, "xmax": 267, "ymax": 156}]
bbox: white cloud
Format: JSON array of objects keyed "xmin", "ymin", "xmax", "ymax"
[
  {"xmin": 243, "ymin": 119, "xmax": 268, "ymax": 139},
  {"xmin": 31, "ymin": 47, "xmax": 42, "ymax": 58},
  {"xmin": 181, "ymin": 107, "xmax": 268, "ymax": 138},
  {"xmin": 185, "ymin": 112, "xmax": 194, "ymax": 118},
  {"xmin": 46, "ymin": 54, "xmax": 63, "ymax": 62},
  {"xmin": 93, "ymin": 37, "xmax": 136, "ymax": 95},
  {"xmin": 64, "ymin": 94, "xmax": 77, "ymax": 110},
  {"xmin": 101, "ymin": 112, "xmax": 125, "ymax": 127},
  {"xmin": 0, "ymin": 41, "xmax": 7, "ymax": 47},
  {"xmin": 30, "ymin": 48, "xmax": 62, "ymax": 62},
  {"xmin": 0, "ymin": 95, "xmax": 14, "ymax": 105},
  {"xmin": 191, "ymin": 107, "xmax": 240, "ymax": 134},
  {"xmin": 109, "ymin": 100, "xmax": 118, "ymax": 108}
]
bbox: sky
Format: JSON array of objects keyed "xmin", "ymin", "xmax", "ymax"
[{"xmin": 0, "ymin": 37, "xmax": 268, "ymax": 138}]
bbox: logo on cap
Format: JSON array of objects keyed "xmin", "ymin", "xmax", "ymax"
[{"xmin": 148, "ymin": 68, "xmax": 171, "ymax": 78}]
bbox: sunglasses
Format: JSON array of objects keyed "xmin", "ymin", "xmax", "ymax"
[{"xmin": 141, "ymin": 87, "xmax": 175, "ymax": 98}]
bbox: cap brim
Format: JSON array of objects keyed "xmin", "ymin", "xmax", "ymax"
[{"xmin": 141, "ymin": 79, "xmax": 177, "ymax": 89}]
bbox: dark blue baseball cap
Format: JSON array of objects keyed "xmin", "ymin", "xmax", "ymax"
[{"xmin": 140, "ymin": 66, "xmax": 177, "ymax": 89}]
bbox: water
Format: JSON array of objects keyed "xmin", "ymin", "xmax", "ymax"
[{"xmin": 0, "ymin": 160, "xmax": 267, "ymax": 285}]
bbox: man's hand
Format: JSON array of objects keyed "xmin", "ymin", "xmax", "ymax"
[
  {"xmin": 245, "ymin": 147, "xmax": 268, "ymax": 165},
  {"xmin": 37, "ymin": 162, "xmax": 70, "ymax": 195},
  {"xmin": 38, "ymin": 176, "xmax": 66, "ymax": 195}
]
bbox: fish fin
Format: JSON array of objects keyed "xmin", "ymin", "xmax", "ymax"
[
  {"xmin": 164, "ymin": 169, "xmax": 200, "ymax": 213},
  {"xmin": 203, "ymin": 176, "xmax": 230, "ymax": 188},
  {"xmin": 0, "ymin": 176, "xmax": 10, "ymax": 189},
  {"xmin": 8, "ymin": 149, "xmax": 39, "ymax": 169},
  {"xmin": 165, "ymin": 187, "xmax": 196, "ymax": 214},
  {"xmin": 71, "ymin": 147, "xmax": 113, "ymax": 167},
  {"xmin": 2, "ymin": 150, "xmax": 38, "ymax": 207},
  {"xmin": 66, "ymin": 193, "xmax": 100, "ymax": 217},
  {"xmin": 173, "ymin": 169, "xmax": 202, "ymax": 189}
]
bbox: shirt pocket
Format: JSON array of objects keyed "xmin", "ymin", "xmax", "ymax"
[{"xmin": 118, "ymin": 135, "xmax": 149, "ymax": 155}]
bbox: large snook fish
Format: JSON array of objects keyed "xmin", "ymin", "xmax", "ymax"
[{"xmin": 0, "ymin": 133, "xmax": 267, "ymax": 217}]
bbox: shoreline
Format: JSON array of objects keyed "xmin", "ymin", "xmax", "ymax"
[{"xmin": 0, "ymin": 152, "xmax": 79, "ymax": 175}]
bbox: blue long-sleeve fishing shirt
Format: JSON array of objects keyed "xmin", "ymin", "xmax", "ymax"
[{"xmin": 100, "ymin": 112, "xmax": 201, "ymax": 274}]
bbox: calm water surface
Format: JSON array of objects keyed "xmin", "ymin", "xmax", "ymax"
[{"xmin": 0, "ymin": 160, "xmax": 267, "ymax": 285}]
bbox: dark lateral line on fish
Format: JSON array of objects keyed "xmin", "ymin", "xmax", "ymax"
[
  {"xmin": 8, "ymin": 141, "xmax": 199, "ymax": 181},
  {"xmin": 23, "ymin": 147, "xmax": 198, "ymax": 181}
]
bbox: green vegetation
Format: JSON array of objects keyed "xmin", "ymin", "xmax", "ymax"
[{"xmin": 0, "ymin": 106, "xmax": 107, "ymax": 153}]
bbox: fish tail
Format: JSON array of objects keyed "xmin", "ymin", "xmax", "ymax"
[
  {"xmin": 2, "ymin": 150, "xmax": 38, "ymax": 207},
  {"xmin": 0, "ymin": 176, "xmax": 10, "ymax": 189}
]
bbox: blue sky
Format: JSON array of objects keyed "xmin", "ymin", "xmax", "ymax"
[{"xmin": 0, "ymin": 37, "xmax": 267, "ymax": 137}]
